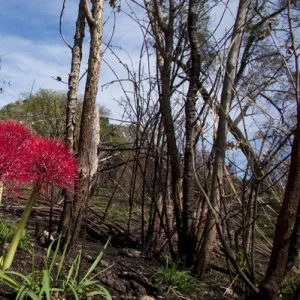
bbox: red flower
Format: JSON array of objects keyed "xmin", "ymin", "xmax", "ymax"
[
  {"xmin": 0, "ymin": 121, "xmax": 33, "ymax": 184},
  {"xmin": 27, "ymin": 137, "xmax": 78, "ymax": 189}
]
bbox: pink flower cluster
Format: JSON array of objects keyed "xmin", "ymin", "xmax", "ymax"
[{"xmin": 0, "ymin": 120, "xmax": 77, "ymax": 190}]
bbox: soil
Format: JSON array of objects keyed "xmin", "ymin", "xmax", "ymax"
[{"xmin": 0, "ymin": 198, "xmax": 235, "ymax": 300}]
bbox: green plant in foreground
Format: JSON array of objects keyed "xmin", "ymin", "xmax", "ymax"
[
  {"xmin": 0, "ymin": 218, "xmax": 31, "ymax": 252},
  {"xmin": 156, "ymin": 257, "xmax": 199, "ymax": 294},
  {"xmin": 0, "ymin": 237, "xmax": 112, "ymax": 299}
]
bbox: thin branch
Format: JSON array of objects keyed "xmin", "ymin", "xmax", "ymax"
[
  {"xmin": 51, "ymin": 76, "xmax": 68, "ymax": 84},
  {"xmin": 59, "ymin": 0, "xmax": 72, "ymax": 50},
  {"xmin": 192, "ymin": 148, "xmax": 259, "ymax": 293},
  {"xmin": 84, "ymin": 0, "xmax": 95, "ymax": 27}
]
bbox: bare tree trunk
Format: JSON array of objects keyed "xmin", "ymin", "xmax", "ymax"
[
  {"xmin": 144, "ymin": 0, "xmax": 183, "ymax": 249},
  {"xmin": 65, "ymin": 0, "xmax": 85, "ymax": 151},
  {"xmin": 60, "ymin": 0, "xmax": 86, "ymax": 238},
  {"xmin": 196, "ymin": 0, "xmax": 249, "ymax": 275},
  {"xmin": 69, "ymin": 0, "xmax": 104, "ymax": 245},
  {"xmin": 181, "ymin": 0, "xmax": 201, "ymax": 264}
]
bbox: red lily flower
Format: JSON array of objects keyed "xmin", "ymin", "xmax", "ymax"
[
  {"xmin": 0, "ymin": 120, "xmax": 33, "ymax": 184},
  {"xmin": 27, "ymin": 137, "xmax": 78, "ymax": 189}
]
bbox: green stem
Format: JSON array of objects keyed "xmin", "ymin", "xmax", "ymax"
[
  {"xmin": 0, "ymin": 181, "xmax": 3, "ymax": 207},
  {"xmin": 2, "ymin": 185, "xmax": 40, "ymax": 270}
]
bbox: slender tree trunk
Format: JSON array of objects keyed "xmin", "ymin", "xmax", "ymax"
[
  {"xmin": 144, "ymin": 0, "xmax": 183, "ymax": 249},
  {"xmin": 60, "ymin": 0, "xmax": 85, "ymax": 238},
  {"xmin": 160, "ymin": 37, "xmax": 183, "ymax": 242},
  {"xmin": 65, "ymin": 0, "xmax": 85, "ymax": 151},
  {"xmin": 196, "ymin": 0, "xmax": 249, "ymax": 275},
  {"xmin": 180, "ymin": 0, "xmax": 201, "ymax": 264},
  {"xmin": 69, "ymin": 0, "xmax": 104, "ymax": 245}
]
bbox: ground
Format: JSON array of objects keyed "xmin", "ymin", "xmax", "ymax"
[{"xmin": 0, "ymin": 196, "xmax": 238, "ymax": 300}]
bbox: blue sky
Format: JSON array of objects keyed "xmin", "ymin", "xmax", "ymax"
[
  {"xmin": 0, "ymin": 0, "xmax": 236, "ymax": 118},
  {"xmin": 0, "ymin": 0, "xmax": 149, "ymax": 118}
]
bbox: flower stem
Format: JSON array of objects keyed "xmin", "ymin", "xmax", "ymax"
[{"xmin": 2, "ymin": 185, "xmax": 40, "ymax": 270}]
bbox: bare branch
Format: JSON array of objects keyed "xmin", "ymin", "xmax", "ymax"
[
  {"xmin": 59, "ymin": 0, "xmax": 72, "ymax": 50},
  {"xmin": 84, "ymin": 0, "xmax": 95, "ymax": 27}
]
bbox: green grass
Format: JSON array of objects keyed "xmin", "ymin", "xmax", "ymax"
[
  {"xmin": 0, "ymin": 218, "xmax": 32, "ymax": 251},
  {"xmin": 91, "ymin": 198, "xmax": 142, "ymax": 224},
  {"xmin": 156, "ymin": 257, "xmax": 199, "ymax": 294}
]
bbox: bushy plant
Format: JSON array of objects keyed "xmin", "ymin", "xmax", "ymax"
[{"xmin": 0, "ymin": 237, "xmax": 111, "ymax": 300}]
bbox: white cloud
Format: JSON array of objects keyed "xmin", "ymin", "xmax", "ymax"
[
  {"xmin": 0, "ymin": 1, "xmax": 157, "ymax": 120},
  {"xmin": 0, "ymin": 27, "xmax": 145, "ymax": 119}
]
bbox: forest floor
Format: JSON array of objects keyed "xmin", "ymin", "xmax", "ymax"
[{"xmin": 0, "ymin": 193, "xmax": 239, "ymax": 300}]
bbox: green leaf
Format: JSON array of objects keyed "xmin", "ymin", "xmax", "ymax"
[
  {"xmin": 24, "ymin": 290, "xmax": 40, "ymax": 300},
  {"xmin": 39, "ymin": 269, "xmax": 51, "ymax": 300},
  {"xmin": 81, "ymin": 239, "xmax": 110, "ymax": 282},
  {"xmin": 66, "ymin": 282, "xmax": 79, "ymax": 300},
  {"xmin": 49, "ymin": 236, "xmax": 61, "ymax": 274},
  {"xmin": 87, "ymin": 286, "xmax": 112, "ymax": 300},
  {"xmin": 56, "ymin": 238, "xmax": 68, "ymax": 281},
  {"xmin": 0, "ymin": 271, "xmax": 20, "ymax": 290}
]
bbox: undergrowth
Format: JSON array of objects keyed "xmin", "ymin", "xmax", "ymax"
[
  {"xmin": 0, "ymin": 236, "xmax": 112, "ymax": 299},
  {"xmin": 280, "ymin": 264, "xmax": 300, "ymax": 298},
  {"xmin": 156, "ymin": 257, "xmax": 199, "ymax": 294},
  {"xmin": 0, "ymin": 218, "xmax": 31, "ymax": 251}
]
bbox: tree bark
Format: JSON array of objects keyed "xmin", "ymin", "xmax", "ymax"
[
  {"xmin": 60, "ymin": 0, "xmax": 86, "ymax": 239},
  {"xmin": 65, "ymin": 0, "xmax": 85, "ymax": 151},
  {"xmin": 69, "ymin": 0, "xmax": 104, "ymax": 245},
  {"xmin": 144, "ymin": 0, "xmax": 183, "ymax": 251},
  {"xmin": 181, "ymin": 0, "xmax": 201, "ymax": 264},
  {"xmin": 196, "ymin": 0, "xmax": 249, "ymax": 275}
]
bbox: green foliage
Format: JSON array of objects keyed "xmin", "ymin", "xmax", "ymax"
[
  {"xmin": 0, "ymin": 89, "xmax": 118, "ymax": 143},
  {"xmin": 280, "ymin": 266, "xmax": 300, "ymax": 296},
  {"xmin": 100, "ymin": 117, "xmax": 122, "ymax": 143},
  {"xmin": 0, "ymin": 218, "xmax": 31, "ymax": 252},
  {"xmin": 0, "ymin": 89, "xmax": 69, "ymax": 139},
  {"xmin": 0, "ymin": 237, "xmax": 111, "ymax": 299},
  {"xmin": 156, "ymin": 257, "xmax": 199, "ymax": 294}
]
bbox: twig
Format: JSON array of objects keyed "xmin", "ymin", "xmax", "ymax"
[{"xmin": 59, "ymin": 0, "xmax": 72, "ymax": 50}]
